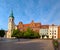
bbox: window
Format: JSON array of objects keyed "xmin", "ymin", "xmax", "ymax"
[
  {"xmin": 55, "ymin": 33, "xmax": 56, "ymax": 35},
  {"xmin": 55, "ymin": 30, "xmax": 56, "ymax": 32},
  {"xmin": 55, "ymin": 36, "xmax": 56, "ymax": 38},
  {"xmin": 50, "ymin": 30, "xmax": 51, "ymax": 32},
  {"xmin": 50, "ymin": 33, "xmax": 51, "ymax": 35}
]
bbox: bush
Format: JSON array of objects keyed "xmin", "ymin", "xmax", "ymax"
[{"xmin": 53, "ymin": 40, "xmax": 59, "ymax": 48}]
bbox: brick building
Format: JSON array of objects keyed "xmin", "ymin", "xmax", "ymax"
[
  {"xmin": 17, "ymin": 20, "xmax": 41, "ymax": 32},
  {"xmin": 58, "ymin": 26, "xmax": 60, "ymax": 39}
]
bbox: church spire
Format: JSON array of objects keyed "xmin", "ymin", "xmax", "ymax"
[{"xmin": 9, "ymin": 10, "xmax": 14, "ymax": 18}]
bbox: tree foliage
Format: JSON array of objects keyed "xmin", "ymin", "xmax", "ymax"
[
  {"xmin": 23, "ymin": 28, "xmax": 40, "ymax": 38},
  {"xmin": 53, "ymin": 40, "xmax": 59, "ymax": 49},
  {"xmin": 11, "ymin": 28, "xmax": 40, "ymax": 39},
  {"xmin": 24, "ymin": 28, "xmax": 33, "ymax": 38},
  {"xmin": 0, "ymin": 29, "xmax": 5, "ymax": 37},
  {"xmin": 33, "ymin": 31, "xmax": 40, "ymax": 38},
  {"xmin": 11, "ymin": 29, "xmax": 23, "ymax": 39}
]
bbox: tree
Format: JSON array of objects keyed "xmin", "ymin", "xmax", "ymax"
[
  {"xmin": 23, "ymin": 27, "xmax": 40, "ymax": 39},
  {"xmin": 12, "ymin": 28, "xmax": 40, "ymax": 39},
  {"xmin": 11, "ymin": 29, "xmax": 23, "ymax": 39},
  {"xmin": 33, "ymin": 31, "xmax": 40, "ymax": 38},
  {"xmin": 0, "ymin": 29, "xmax": 5, "ymax": 37},
  {"xmin": 23, "ymin": 27, "xmax": 33, "ymax": 38},
  {"xmin": 53, "ymin": 40, "xmax": 59, "ymax": 50}
]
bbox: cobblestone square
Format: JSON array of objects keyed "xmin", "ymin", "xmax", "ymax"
[{"xmin": 0, "ymin": 39, "xmax": 54, "ymax": 50}]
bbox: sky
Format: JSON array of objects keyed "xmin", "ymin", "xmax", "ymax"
[{"xmin": 0, "ymin": 0, "xmax": 60, "ymax": 30}]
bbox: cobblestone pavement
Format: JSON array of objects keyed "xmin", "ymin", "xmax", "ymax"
[{"xmin": 0, "ymin": 39, "xmax": 54, "ymax": 50}]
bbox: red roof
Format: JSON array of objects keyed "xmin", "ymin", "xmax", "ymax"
[
  {"xmin": 24, "ymin": 24, "xmax": 30, "ymax": 27},
  {"xmin": 18, "ymin": 21, "xmax": 41, "ymax": 28},
  {"xmin": 41, "ymin": 25, "xmax": 49, "ymax": 29}
]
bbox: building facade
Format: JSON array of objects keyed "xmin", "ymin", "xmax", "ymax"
[
  {"xmin": 17, "ymin": 20, "xmax": 41, "ymax": 32},
  {"xmin": 39, "ymin": 25, "xmax": 49, "ymax": 39},
  {"xmin": 48, "ymin": 24, "xmax": 58, "ymax": 39}
]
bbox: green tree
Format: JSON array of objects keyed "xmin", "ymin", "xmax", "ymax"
[
  {"xmin": 23, "ymin": 27, "xmax": 33, "ymax": 38},
  {"xmin": 23, "ymin": 27, "xmax": 40, "ymax": 39},
  {"xmin": 33, "ymin": 31, "xmax": 40, "ymax": 38},
  {"xmin": 0, "ymin": 29, "xmax": 5, "ymax": 37},
  {"xmin": 11, "ymin": 29, "xmax": 23, "ymax": 39},
  {"xmin": 53, "ymin": 40, "xmax": 59, "ymax": 49}
]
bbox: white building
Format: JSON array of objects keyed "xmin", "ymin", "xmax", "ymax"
[
  {"xmin": 6, "ymin": 11, "xmax": 15, "ymax": 38},
  {"xmin": 39, "ymin": 29, "xmax": 48, "ymax": 39},
  {"xmin": 39, "ymin": 25, "xmax": 49, "ymax": 39},
  {"xmin": 48, "ymin": 24, "xmax": 58, "ymax": 39}
]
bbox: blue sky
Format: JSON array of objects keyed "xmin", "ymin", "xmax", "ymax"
[{"xmin": 0, "ymin": 0, "xmax": 60, "ymax": 30}]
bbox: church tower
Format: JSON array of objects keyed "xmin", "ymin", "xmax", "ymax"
[{"xmin": 6, "ymin": 11, "xmax": 15, "ymax": 38}]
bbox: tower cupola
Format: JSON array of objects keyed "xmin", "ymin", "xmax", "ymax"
[{"xmin": 9, "ymin": 10, "xmax": 14, "ymax": 18}]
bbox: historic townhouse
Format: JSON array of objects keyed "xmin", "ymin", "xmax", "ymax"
[
  {"xmin": 17, "ymin": 20, "xmax": 41, "ymax": 32},
  {"xmin": 39, "ymin": 25, "xmax": 49, "ymax": 39},
  {"xmin": 48, "ymin": 24, "xmax": 58, "ymax": 39}
]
